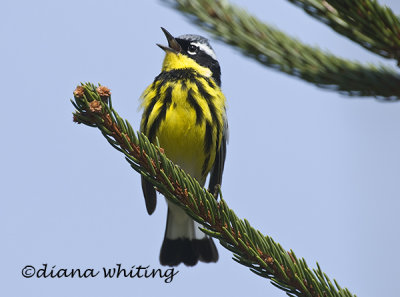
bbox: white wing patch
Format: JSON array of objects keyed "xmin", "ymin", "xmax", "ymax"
[{"xmin": 191, "ymin": 42, "xmax": 217, "ymax": 60}]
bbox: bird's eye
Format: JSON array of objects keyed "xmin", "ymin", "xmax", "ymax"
[{"xmin": 187, "ymin": 44, "xmax": 198, "ymax": 55}]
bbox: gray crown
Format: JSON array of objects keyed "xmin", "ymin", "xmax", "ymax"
[{"xmin": 178, "ymin": 34, "xmax": 213, "ymax": 48}]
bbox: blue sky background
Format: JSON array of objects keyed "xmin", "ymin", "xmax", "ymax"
[{"xmin": 2, "ymin": 1, "xmax": 400, "ymax": 296}]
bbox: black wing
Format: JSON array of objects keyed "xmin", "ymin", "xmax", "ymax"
[
  {"xmin": 141, "ymin": 176, "xmax": 157, "ymax": 215},
  {"xmin": 208, "ymin": 122, "xmax": 228, "ymax": 196}
]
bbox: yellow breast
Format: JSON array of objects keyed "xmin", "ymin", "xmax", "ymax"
[{"xmin": 140, "ymin": 65, "xmax": 226, "ymax": 183}]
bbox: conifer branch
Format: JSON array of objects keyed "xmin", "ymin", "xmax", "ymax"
[
  {"xmin": 287, "ymin": 0, "xmax": 400, "ymax": 63},
  {"xmin": 165, "ymin": 0, "xmax": 400, "ymax": 100},
  {"xmin": 71, "ymin": 83, "xmax": 356, "ymax": 297}
]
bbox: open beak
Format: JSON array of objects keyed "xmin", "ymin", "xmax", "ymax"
[{"xmin": 157, "ymin": 27, "xmax": 182, "ymax": 53}]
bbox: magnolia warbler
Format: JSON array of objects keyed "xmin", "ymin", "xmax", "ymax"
[{"xmin": 140, "ymin": 28, "xmax": 227, "ymax": 266}]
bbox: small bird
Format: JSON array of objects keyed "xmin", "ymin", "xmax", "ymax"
[{"xmin": 140, "ymin": 28, "xmax": 227, "ymax": 266}]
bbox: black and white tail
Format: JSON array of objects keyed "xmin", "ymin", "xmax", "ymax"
[{"xmin": 159, "ymin": 203, "xmax": 218, "ymax": 266}]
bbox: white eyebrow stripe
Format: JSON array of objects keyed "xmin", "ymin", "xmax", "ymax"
[{"xmin": 190, "ymin": 42, "xmax": 217, "ymax": 60}]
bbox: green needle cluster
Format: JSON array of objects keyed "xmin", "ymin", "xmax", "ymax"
[
  {"xmin": 165, "ymin": 0, "xmax": 400, "ymax": 100},
  {"xmin": 71, "ymin": 83, "xmax": 356, "ymax": 297},
  {"xmin": 288, "ymin": 0, "xmax": 400, "ymax": 62}
]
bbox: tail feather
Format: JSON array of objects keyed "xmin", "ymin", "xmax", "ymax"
[
  {"xmin": 197, "ymin": 238, "xmax": 218, "ymax": 263},
  {"xmin": 160, "ymin": 238, "xmax": 198, "ymax": 266},
  {"xmin": 160, "ymin": 206, "xmax": 218, "ymax": 266}
]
